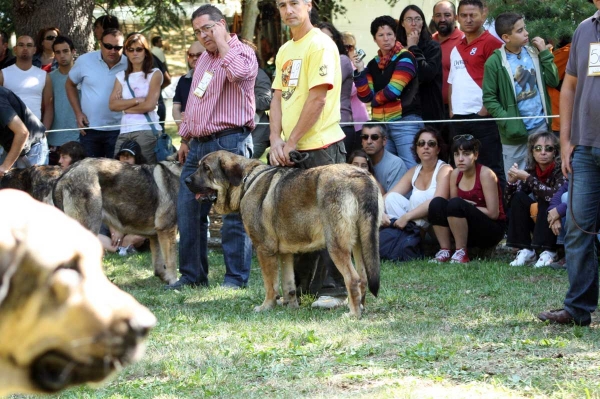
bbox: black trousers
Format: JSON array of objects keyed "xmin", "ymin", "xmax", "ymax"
[
  {"xmin": 293, "ymin": 141, "xmax": 347, "ymax": 297},
  {"xmin": 341, "ymin": 124, "xmax": 360, "ymax": 161},
  {"xmin": 506, "ymin": 191, "xmax": 557, "ymax": 251},
  {"xmin": 429, "ymin": 196, "xmax": 506, "ymax": 249},
  {"xmin": 449, "ymin": 114, "xmax": 506, "ymax": 190}
]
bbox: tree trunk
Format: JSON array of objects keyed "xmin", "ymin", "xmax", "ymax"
[
  {"xmin": 241, "ymin": 0, "xmax": 260, "ymax": 42},
  {"xmin": 12, "ymin": 0, "xmax": 96, "ymax": 54}
]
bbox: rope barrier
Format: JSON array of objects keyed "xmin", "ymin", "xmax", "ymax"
[{"xmin": 43, "ymin": 114, "xmax": 561, "ymax": 134}]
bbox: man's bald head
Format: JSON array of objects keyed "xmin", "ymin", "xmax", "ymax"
[{"xmin": 187, "ymin": 41, "xmax": 205, "ymax": 69}]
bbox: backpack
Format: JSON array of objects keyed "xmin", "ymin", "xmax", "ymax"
[
  {"xmin": 155, "ymin": 132, "xmax": 177, "ymax": 162},
  {"xmin": 379, "ymin": 220, "xmax": 423, "ymax": 262}
]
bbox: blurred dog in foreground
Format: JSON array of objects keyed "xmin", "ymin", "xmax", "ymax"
[{"xmin": 0, "ymin": 190, "xmax": 156, "ymax": 396}]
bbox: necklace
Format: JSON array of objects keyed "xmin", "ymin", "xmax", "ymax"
[{"xmin": 505, "ymin": 47, "xmax": 521, "ymax": 59}]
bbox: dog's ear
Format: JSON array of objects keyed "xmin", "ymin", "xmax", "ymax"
[
  {"xmin": 219, "ymin": 157, "xmax": 244, "ymax": 186},
  {"xmin": 0, "ymin": 238, "xmax": 24, "ymax": 308}
]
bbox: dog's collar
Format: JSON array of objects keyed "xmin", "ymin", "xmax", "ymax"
[{"xmin": 243, "ymin": 165, "xmax": 277, "ymax": 192}]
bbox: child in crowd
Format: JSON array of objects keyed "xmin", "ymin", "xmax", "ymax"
[
  {"xmin": 428, "ymin": 135, "xmax": 506, "ymax": 264},
  {"xmin": 482, "ymin": 12, "xmax": 559, "ymax": 179},
  {"xmin": 57, "ymin": 141, "xmax": 86, "ymax": 170}
]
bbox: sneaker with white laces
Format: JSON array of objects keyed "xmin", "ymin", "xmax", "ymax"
[
  {"xmin": 429, "ymin": 249, "xmax": 452, "ymax": 263},
  {"xmin": 450, "ymin": 248, "xmax": 470, "ymax": 264},
  {"xmin": 534, "ymin": 250, "xmax": 558, "ymax": 268},
  {"xmin": 510, "ymin": 248, "xmax": 536, "ymax": 266}
]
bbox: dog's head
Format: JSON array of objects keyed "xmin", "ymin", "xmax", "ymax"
[
  {"xmin": 185, "ymin": 151, "xmax": 257, "ymax": 214},
  {"xmin": 0, "ymin": 190, "xmax": 156, "ymax": 396}
]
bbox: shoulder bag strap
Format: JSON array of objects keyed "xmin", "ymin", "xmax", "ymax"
[{"xmin": 125, "ymin": 75, "xmax": 158, "ymax": 135}]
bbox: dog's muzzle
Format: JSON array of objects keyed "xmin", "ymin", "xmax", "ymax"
[{"xmin": 184, "ymin": 176, "xmax": 217, "ymax": 203}]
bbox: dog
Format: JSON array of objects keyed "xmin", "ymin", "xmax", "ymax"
[
  {"xmin": 52, "ymin": 158, "xmax": 182, "ymax": 284},
  {"xmin": 185, "ymin": 150, "xmax": 382, "ymax": 318},
  {"xmin": 0, "ymin": 189, "xmax": 156, "ymax": 396},
  {"xmin": 0, "ymin": 165, "xmax": 63, "ymax": 203}
]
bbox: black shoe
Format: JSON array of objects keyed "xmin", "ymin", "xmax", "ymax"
[{"xmin": 164, "ymin": 279, "xmax": 198, "ymax": 290}]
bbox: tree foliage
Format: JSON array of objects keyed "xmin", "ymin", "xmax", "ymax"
[
  {"xmin": 485, "ymin": 0, "xmax": 596, "ymax": 44},
  {"xmin": 98, "ymin": 0, "xmax": 186, "ymax": 34}
]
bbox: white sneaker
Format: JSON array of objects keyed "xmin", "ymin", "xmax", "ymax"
[
  {"xmin": 311, "ymin": 295, "xmax": 347, "ymax": 309},
  {"xmin": 510, "ymin": 249, "xmax": 536, "ymax": 266},
  {"xmin": 534, "ymin": 251, "xmax": 558, "ymax": 268}
]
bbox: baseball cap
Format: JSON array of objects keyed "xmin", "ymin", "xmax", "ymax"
[{"xmin": 116, "ymin": 139, "xmax": 141, "ymax": 157}]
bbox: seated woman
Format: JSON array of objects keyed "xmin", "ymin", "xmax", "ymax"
[
  {"xmin": 428, "ymin": 135, "xmax": 506, "ymax": 264},
  {"xmin": 506, "ymin": 131, "xmax": 565, "ymax": 267},
  {"xmin": 385, "ymin": 126, "xmax": 452, "ymax": 230}
]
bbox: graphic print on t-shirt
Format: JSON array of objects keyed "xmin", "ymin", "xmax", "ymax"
[
  {"xmin": 281, "ymin": 59, "xmax": 302, "ymax": 101},
  {"xmin": 507, "ymin": 50, "xmax": 543, "ymax": 130}
]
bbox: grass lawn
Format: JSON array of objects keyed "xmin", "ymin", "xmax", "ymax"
[{"xmin": 14, "ymin": 250, "xmax": 600, "ymax": 399}]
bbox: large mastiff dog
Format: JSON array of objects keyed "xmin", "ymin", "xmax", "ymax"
[
  {"xmin": 186, "ymin": 151, "xmax": 382, "ymax": 318},
  {"xmin": 52, "ymin": 158, "xmax": 182, "ymax": 284},
  {"xmin": 0, "ymin": 190, "xmax": 155, "ymax": 396}
]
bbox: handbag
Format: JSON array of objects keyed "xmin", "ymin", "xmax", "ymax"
[
  {"xmin": 379, "ymin": 220, "xmax": 423, "ymax": 262},
  {"xmin": 125, "ymin": 77, "xmax": 176, "ymax": 162}
]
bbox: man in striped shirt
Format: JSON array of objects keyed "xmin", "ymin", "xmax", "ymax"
[{"xmin": 166, "ymin": 4, "xmax": 257, "ymax": 290}]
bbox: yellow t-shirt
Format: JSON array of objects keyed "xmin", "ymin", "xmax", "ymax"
[{"xmin": 272, "ymin": 28, "xmax": 345, "ymax": 150}]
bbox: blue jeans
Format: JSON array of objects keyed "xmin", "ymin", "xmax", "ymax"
[
  {"xmin": 177, "ymin": 131, "xmax": 253, "ymax": 287},
  {"xmin": 9, "ymin": 136, "xmax": 49, "ymax": 167},
  {"xmin": 79, "ymin": 129, "xmax": 120, "ymax": 158},
  {"xmin": 385, "ymin": 114, "xmax": 423, "ymax": 170},
  {"xmin": 563, "ymin": 146, "xmax": 600, "ymax": 325}
]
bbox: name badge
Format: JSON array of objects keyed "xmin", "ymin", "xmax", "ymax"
[
  {"xmin": 588, "ymin": 43, "xmax": 600, "ymax": 76},
  {"xmin": 193, "ymin": 71, "xmax": 214, "ymax": 98}
]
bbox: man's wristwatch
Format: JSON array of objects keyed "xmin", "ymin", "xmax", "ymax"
[{"xmin": 180, "ymin": 138, "xmax": 190, "ymax": 145}]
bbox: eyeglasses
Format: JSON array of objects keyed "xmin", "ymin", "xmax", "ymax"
[
  {"xmin": 417, "ymin": 140, "xmax": 437, "ymax": 148},
  {"xmin": 361, "ymin": 134, "xmax": 381, "ymax": 141},
  {"xmin": 453, "ymin": 134, "xmax": 474, "ymax": 142},
  {"xmin": 533, "ymin": 145, "xmax": 555, "ymax": 153},
  {"xmin": 345, "ymin": 44, "xmax": 355, "ymax": 51},
  {"xmin": 127, "ymin": 47, "xmax": 145, "ymax": 53},
  {"xmin": 45, "ymin": 35, "xmax": 57, "ymax": 41},
  {"xmin": 403, "ymin": 17, "xmax": 423, "ymax": 24},
  {"xmin": 194, "ymin": 23, "xmax": 216, "ymax": 36},
  {"xmin": 16, "ymin": 43, "xmax": 35, "ymax": 48},
  {"xmin": 102, "ymin": 42, "xmax": 123, "ymax": 51},
  {"xmin": 188, "ymin": 51, "xmax": 203, "ymax": 58}
]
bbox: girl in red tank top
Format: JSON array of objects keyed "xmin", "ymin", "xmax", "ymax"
[{"xmin": 428, "ymin": 136, "xmax": 506, "ymax": 264}]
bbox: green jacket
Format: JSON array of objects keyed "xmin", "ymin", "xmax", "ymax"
[{"xmin": 482, "ymin": 45, "xmax": 559, "ymax": 145}]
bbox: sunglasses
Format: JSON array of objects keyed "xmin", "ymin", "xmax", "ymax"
[
  {"xmin": 417, "ymin": 140, "xmax": 437, "ymax": 148},
  {"xmin": 533, "ymin": 145, "xmax": 555, "ymax": 153},
  {"xmin": 127, "ymin": 47, "xmax": 145, "ymax": 53},
  {"xmin": 102, "ymin": 42, "xmax": 123, "ymax": 51},
  {"xmin": 188, "ymin": 51, "xmax": 203, "ymax": 58},
  {"xmin": 345, "ymin": 44, "xmax": 355, "ymax": 51},
  {"xmin": 361, "ymin": 134, "xmax": 381, "ymax": 141},
  {"xmin": 45, "ymin": 35, "xmax": 57, "ymax": 41},
  {"xmin": 453, "ymin": 134, "xmax": 474, "ymax": 142}
]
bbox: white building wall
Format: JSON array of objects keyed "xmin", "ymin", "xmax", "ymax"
[{"xmin": 333, "ymin": 0, "xmax": 438, "ymax": 61}]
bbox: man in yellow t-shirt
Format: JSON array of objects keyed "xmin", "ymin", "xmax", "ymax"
[
  {"xmin": 269, "ymin": 0, "xmax": 345, "ymax": 167},
  {"xmin": 269, "ymin": 0, "xmax": 348, "ymax": 309}
]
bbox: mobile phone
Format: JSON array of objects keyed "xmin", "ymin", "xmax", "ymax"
[{"xmin": 356, "ymin": 49, "xmax": 366, "ymax": 61}]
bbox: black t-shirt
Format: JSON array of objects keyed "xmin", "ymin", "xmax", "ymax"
[
  {"xmin": 152, "ymin": 55, "xmax": 167, "ymax": 106},
  {"xmin": 173, "ymin": 74, "xmax": 193, "ymax": 112},
  {"xmin": 0, "ymin": 86, "xmax": 46, "ymax": 154}
]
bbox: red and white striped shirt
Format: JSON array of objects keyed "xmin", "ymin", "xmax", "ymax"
[{"xmin": 179, "ymin": 34, "xmax": 257, "ymax": 139}]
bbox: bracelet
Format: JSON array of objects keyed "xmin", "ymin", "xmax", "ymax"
[{"xmin": 180, "ymin": 138, "xmax": 190, "ymax": 145}]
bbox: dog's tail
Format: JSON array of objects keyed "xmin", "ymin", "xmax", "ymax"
[{"xmin": 357, "ymin": 179, "xmax": 382, "ymax": 297}]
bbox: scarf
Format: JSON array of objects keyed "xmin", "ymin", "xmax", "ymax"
[
  {"xmin": 377, "ymin": 41, "xmax": 404, "ymax": 70},
  {"xmin": 535, "ymin": 161, "xmax": 555, "ymax": 184}
]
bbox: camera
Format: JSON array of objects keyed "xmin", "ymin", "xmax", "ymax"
[{"xmin": 356, "ymin": 49, "xmax": 366, "ymax": 62}]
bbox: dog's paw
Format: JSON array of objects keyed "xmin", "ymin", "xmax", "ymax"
[{"xmin": 253, "ymin": 302, "xmax": 275, "ymax": 312}]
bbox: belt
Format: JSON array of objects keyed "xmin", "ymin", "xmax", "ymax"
[{"xmin": 192, "ymin": 126, "xmax": 250, "ymax": 143}]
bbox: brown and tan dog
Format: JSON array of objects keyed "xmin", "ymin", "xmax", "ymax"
[
  {"xmin": 0, "ymin": 189, "xmax": 156, "ymax": 396},
  {"xmin": 185, "ymin": 151, "xmax": 382, "ymax": 318}
]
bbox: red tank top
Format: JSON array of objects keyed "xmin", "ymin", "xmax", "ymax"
[{"xmin": 456, "ymin": 163, "xmax": 506, "ymax": 221}]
